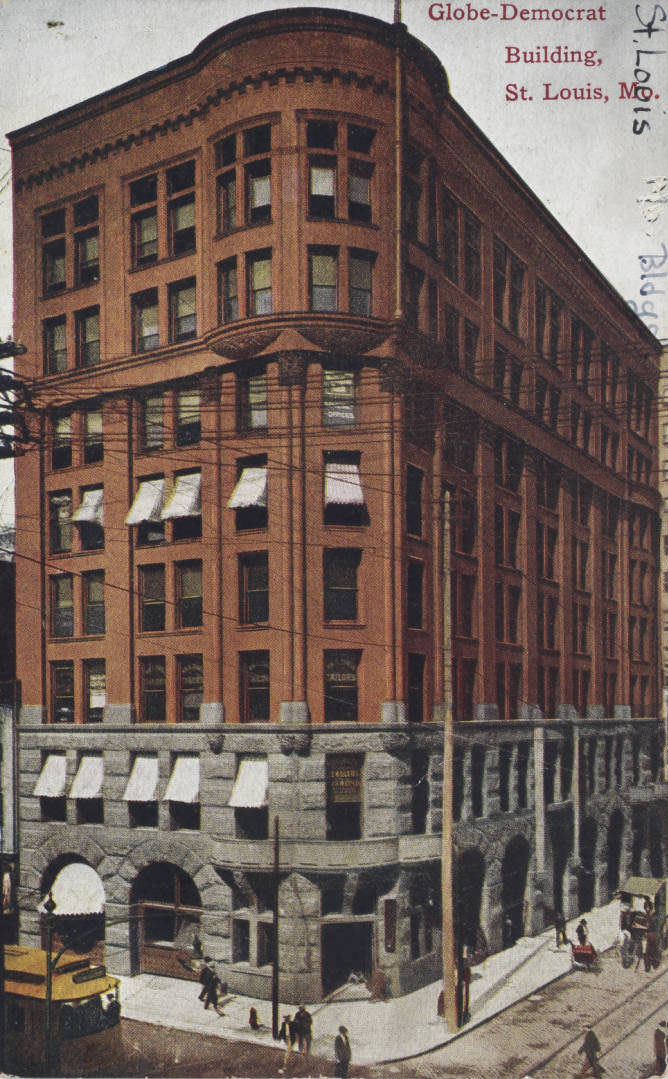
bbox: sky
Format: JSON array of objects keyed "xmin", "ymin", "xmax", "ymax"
[{"xmin": 0, "ymin": 0, "xmax": 666, "ymax": 516}]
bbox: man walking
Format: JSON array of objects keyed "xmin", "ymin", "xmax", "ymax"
[
  {"xmin": 653, "ymin": 1021, "xmax": 667, "ymax": 1075},
  {"xmin": 576, "ymin": 1026, "xmax": 603, "ymax": 1078},
  {"xmin": 294, "ymin": 1004, "xmax": 313, "ymax": 1052},
  {"xmin": 334, "ymin": 1024, "xmax": 352, "ymax": 1078},
  {"xmin": 554, "ymin": 910, "xmax": 569, "ymax": 948}
]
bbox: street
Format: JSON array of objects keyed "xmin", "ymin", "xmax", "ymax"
[{"xmin": 373, "ymin": 949, "xmax": 668, "ymax": 1079}]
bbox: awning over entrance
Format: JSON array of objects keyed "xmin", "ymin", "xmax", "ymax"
[
  {"xmin": 125, "ymin": 478, "xmax": 166, "ymax": 525},
  {"xmin": 228, "ymin": 758, "xmax": 269, "ymax": 808},
  {"xmin": 123, "ymin": 756, "xmax": 159, "ymax": 801},
  {"xmin": 227, "ymin": 467, "xmax": 267, "ymax": 509},
  {"xmin": 39, "ymin": 863, "xmax": 105, "ymax": 915},
  {"xmin": 164, "ymin": 756, "xmax": 200, "ymax": 803},
  {"xmin": 162, "ymin": 472, "xmax": 201, "ymax": 520},
  {"xmin": 72, "ymin": 487, "xmax": 104, "ymax": 525},
  {"xmin": 33, "ymin": 754, "xmax": 67, "ymax": 798},
  {"xmin": 69, "ymin": 755, "xmax": 104, "ymax": 799},
  {"xmin": 324, "ymin": 461, "xmax": 364, "ymax": 505}
]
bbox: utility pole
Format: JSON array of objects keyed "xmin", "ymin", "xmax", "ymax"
[
  {"xmin": 441, "ymin": 491, "xmax": 458, "ymax": 1031},
  {"xmin": 43, "ymin": 892, "xmax": 56, "ymax": 1076},
  {"xmin": 271, "ymin": 816, "xmax": 280, "ymax": 1039}
]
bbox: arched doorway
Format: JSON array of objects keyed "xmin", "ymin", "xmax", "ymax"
[
  {"xmin": 607, "ymin": 810, "xmax": 625, "ymax": 897},
  {"xmin": 130, "ymin": 863, "xmax": 201, "ymax": 979},
  {"xmin": 649, "ymin": 812, "xmax": 663, "ymax": 877},
  {"xmin": 579, "ymin": 817, "xmax": 597, "ymax": 912},
  {"xmin": 40, "ymin": 857, "xmax": 106, "ymax": 964},
  {"xmin": 456, "ymin": 848, "xmax": 485, "ymax": 953},
  {"xmin": 549, "ymin": 808, "xmax": 572, "ymax": 915},
  {"xmin": 501, "ymin": 836, "xmax": 530, "ymax": 946}
]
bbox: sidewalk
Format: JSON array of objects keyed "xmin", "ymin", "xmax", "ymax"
[{"xmin": 115, "ymin": 901, "xmax": 621, "ymax": 1067}]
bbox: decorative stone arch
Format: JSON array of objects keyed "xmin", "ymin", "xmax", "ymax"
[{"xmin": 25, "ymin": 833, "xmax": 107, "ymax": 903}]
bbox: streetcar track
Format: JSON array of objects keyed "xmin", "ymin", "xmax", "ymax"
[{"xmin": 526, "ymin": 960, "xmax": 668, "ymax": 1076}]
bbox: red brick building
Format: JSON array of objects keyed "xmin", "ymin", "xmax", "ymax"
[{"xmin": 9, "ymin": 8, "xmax": 665, "ymax": 1000}]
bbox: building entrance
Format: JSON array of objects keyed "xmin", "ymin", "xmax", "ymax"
[
  {"xmin": 130, "ymin": 863, "xmax": 201, "ymax": 979},
  {"xmin": 321, "ymin": 921, "xmax": 373, "ymax": 996}
]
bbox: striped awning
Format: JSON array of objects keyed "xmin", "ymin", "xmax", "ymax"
[
  {"xmin": 125, "ymin": 478, "xmax": 166, "ymax": 525},
  {"xmin": 228, "ymin": 759, "xmax": 269, "ymax": 809},
  {"xmin": 227, "ymin": 467, "xmax": 267, "ymax": 509},
  {"xmin": 39, "ymin": 863, "xmax": 105, "ymax": 916},
  {"xmin": 324, "ymin": 461, "xmax": 364, "ymax": 505},
  {"xmin": 123, "ymin": 756, "xmax": 159, "ymax": 802},
  {"xmin": 34, "ymin": 755, "xmax": 67, "ymax": 798},
  {"xmin": 69, "ymin": 756, "xmax": 104, "ymax": 800},
  {"xmin": 162, "ymin": 472, "xmax": 201, "ymax": 520},
  {"xmin": 164, "ymin": 756, "xmax": 200, "ymax": 804},
  {"xmin": 72, "ymin": 487, "xmax": 104, "ymax": 525}
]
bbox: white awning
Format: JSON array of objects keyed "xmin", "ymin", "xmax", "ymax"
[
  {"xmin": 123, "ymin": 756, "xmax": 159, "ymax": 802},
  {"xmin": 72, "ymin": 487, "xmax": 104, "ymax": 525},
  {"xmin": 39, "ymin": 863, "xmax": 105, "ymax": 916},
  {"xmin": 324, "ymin": 461, "xmax": 364, "ymax": 505},
  {"xmin": 69, "ymin": 756, "xmax": 104, "ymax": 800},
  {"xmin": 125, "ymin": 478, "xmax": 166, "ymax": 525},
  {"xmin": 162, "ymin": 472, "xmax": 201, "ymax": 520},
  {"xmin": 164, "ymin": 756, "xmax": 200, "ymax": 803},
  {"xmin": 228, "ymin": 759, "xmax": 269, "ymax": 809},
  {"xmin": 227, "ymin": 467, "xmax": 267, "ymax": 509},
  {"xmin": 34, "ymin": 755, "xmax": 67, "ymax": 798}
]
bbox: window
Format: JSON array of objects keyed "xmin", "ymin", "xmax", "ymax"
[
  {"xmin": 406, "ymin": 466, "xmax": 423, "ymax": 537},
  {"xmin": 307, "ymin": 120, "xmax": 337, "ymax": 149},
  {"xmin": 571, "ymin": 317, "xmax": 594, "ymax": 388},
  {"xmin": 52, "ymin": 414, "xmax": 72, "ymax": 470},
  {"xmin": 348, "ymin": 160, "xmax": 372, "ymax": 223},
  {"xmin": 310, "ymin": 249, "xmax": 338, "ymax": 312},
  {"xmin": 75, "ymin": 228, "xmax": 99, "ymax": 287},
  {"xmin": 164, "ymin": 471, "xmax": 202, "ymax": 541},
  {"xmin": 83, "ymin": 408, "xmax": 103, "ymax": 464},
  {"xmin": 85, "ymin": 660, "xmax": 106, "ymax": 724},
  {"xmin": 349, "ymin": 252, "xmax": 373, "ymax": 316},
  {"xmin": 324, "ymin": 650, "xmax": 360, "ymax": 723},
  {"xmin": 229, "ymin": 458, "xmax": 268, "ymax": 530},
  {"xmin": 326, "ymin": 754, "xmax": 362, "ymax": 840},
  {"xmin": 309, "ymin": 160, "xmax": 335, "ymax": 218},
  {"xmin": 52, "ymin": 660, "xmax": 74, "ymax": 724},
  {"xmin": 495, "ymin": 506, "xmax": 521, "ymax": 568},
  {"xmin": 407, "ymin": 561, "xmax": 423, "ymax": 629},
  {"xmin": 246, "ymin": 159, "xmax": 271, "ymax": 224},
  {"xmin": 407, "ymin": 653, "xmax": 425, "ymax": 723},
  {"xmin": 493, "ymin": 239, "xmax": 525, "ymax": 334},
  {"xmin": 165, "ymin": 755, "xmax": 200, "ymax": 829},
  {"xmin": 76, "ymin": 308, "xmax": 100, "ymax": 367},
  {"xmin": 239, "ymin": 651, "xmax": 270, "ymax": 722},
  {"xmin": 51, "ymin": 575, "xmax": 73, "ymax": 638},
  {"xmin": 463, "ymin": 209, "xmax": 482, "ymax": 299},
  {"xmin": 324, "ymin": 453, "xmax": 366, "ymax": 527},
  {"xmin": 139, "ymin": 565, "xmax": 165, "ymax": 632},
  {"xmin": 218, "ymin": 258, "xmax": 239, "ymax": 322},
  {"xmin": 177, "ymin": 561, "xmax": 202, "ymax": 628},
  {"xmin": 323, "ymin": 369, "xmax": 355, "ymax": 426},
  {"xmin": 239, "ymin": 552, "xmax": 269, "ymax": 624},
  {"xmin": 141, "ymin": 395, "xmax": 164, "ymax": 452},
  {"xmin": 49, "ymin": 492, "xmax": 72, "ymax": 553},
  {"xmin": 494, "ymin": 437, "xmax": 524, "ymax": 492},
  {"xmin": 132, "ymin": 208, "xmax": 158, "ymax": 267},
  {"xmin": 125, "ymin": 755, "xmax": 159, "ymax": 828},
  {"xmin": 462, "ymin": 320, "xmax": 479, "ymax": 375},
  {"xmin": 405, "ymin": 265, "xmax": 423, "ymax": 327},
  {"xmin": 248, "ymin": 251, "xmax": 272, "ymax": 315},
  {"xmin": 170, "ymin": 279, "xmax": 196, "ymax": 342},
  {"xmin": 44, "ymin": 317, "xmax": 67, "ymax": 374},
  {"xmin": 536, "ymin": 281, "xmax": 563, "ymax": 362},
  {"xmin": 72, "ymin": 486, "xmax": 104, "ymax": 550},
  {"xmin": 217, "ymin": 171, "xmax": 237, "ymax": 233},
  {"xmin": 238, "ymin": 371, "xmax": 268, "ymax": 431},
  {"xmin": 43, "ymin": 238, "xmax": 66, "ymax": 295},
  {"xmin": 169, "ymin": 196, "xmax": 196, "ymax": 257},
  {"xmin": 132, "ymin": 290, "xmax": 159, "ymax": 352},
  {"xmin": 83, "ymin": 570, "xmax": 105, "ymax": 635},
  {"xmin": 348, "ymin": 123, "xmax": 375, "ymax": 154},
  {"xmin": 176, "ymin": 389, "xmax": 200, "ymax": 446},
  {"xmin": 140, "ymin": 656, "xmax": 166, "ymax": 722},
  {"xmin": 177, "ymin": 655, "xmax": 202, "ymax": 723},
  {"xmin": 323, "ymin": 549, "xmax": 360, "ymax": 622},
  {"xmin": 130, "ymin": 173, "xmax": 157, "ymax": 204}
]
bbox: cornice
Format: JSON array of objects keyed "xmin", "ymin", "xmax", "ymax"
[{"xmin": 13, "ymin": 64, "xmax": 392, "ymax": 194}]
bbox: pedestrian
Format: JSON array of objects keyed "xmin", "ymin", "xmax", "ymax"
[
  {"xmin": 278, "ymin": 1013, "xmax": 296, "ymax": 1074},
  {"xmin": 197, "ymin": 957, "xmax": 215, "ymax": 1004},
  {"xmin": 576, "ymin": 1026, "xmax": 603, "ymax": 1078},
  {"xmin": 503, "ymin": 914, "xmax": 514, "ymax": 948},
  {"xmin": 334, "ymin": 1024, "xmax": 352, "ymax": 1079},
  {"xmin": 554, "ymin": 910, "xmax": 569, "ymax": 949},
  {"xmin": 249, "ymin": 1006, "xmax": 260, "ymax": 1030},
  {"xmin": 294, "ymin": 1004, "xmax": 313, "ymax": 1052},
  {"xmin": 653, "ymin": 1020, "xmax": 667, "ymax": 1074},
  {"xmin": 576, "ymin": 919, "xmax": 588, "ymax": 946}
]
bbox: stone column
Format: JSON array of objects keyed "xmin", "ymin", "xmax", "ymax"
[{"xmin": 533, "ymin": 726, "xmax": 546, "ymax": 875}]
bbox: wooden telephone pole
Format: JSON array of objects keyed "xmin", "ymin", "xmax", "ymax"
[{"xmin": 441, "ymin": 492, "xmax": 458, "ymax": 1031}]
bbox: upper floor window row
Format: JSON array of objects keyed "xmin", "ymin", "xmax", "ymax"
[
  {"xmin": 138, "ymin": 385, "xmax": 201, "ymax": 453},
  {"xmin": 493, "ymin": 239, "xmax": 525, "ymax": 337},
  {"xmin": 440, "ymin": 189, "xmax": 481, "ymax": 300},
  {"xmin": 130, "ymin": 159, "xmax": 196, "ymax": 269},
  {"xmin": 41, "ymin": 194, "xmax": 100, "ymax": 296},
  {"xmin": 49, "ymin": 406, "xmax": 103, "ymax": 471},
  {"xmin": 131, "ymin": 278, "xmax": 197, "ymax": 352},
  {"xmin": 215, "ymin": 124, "xmax": 273, "ymax": 233}
]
